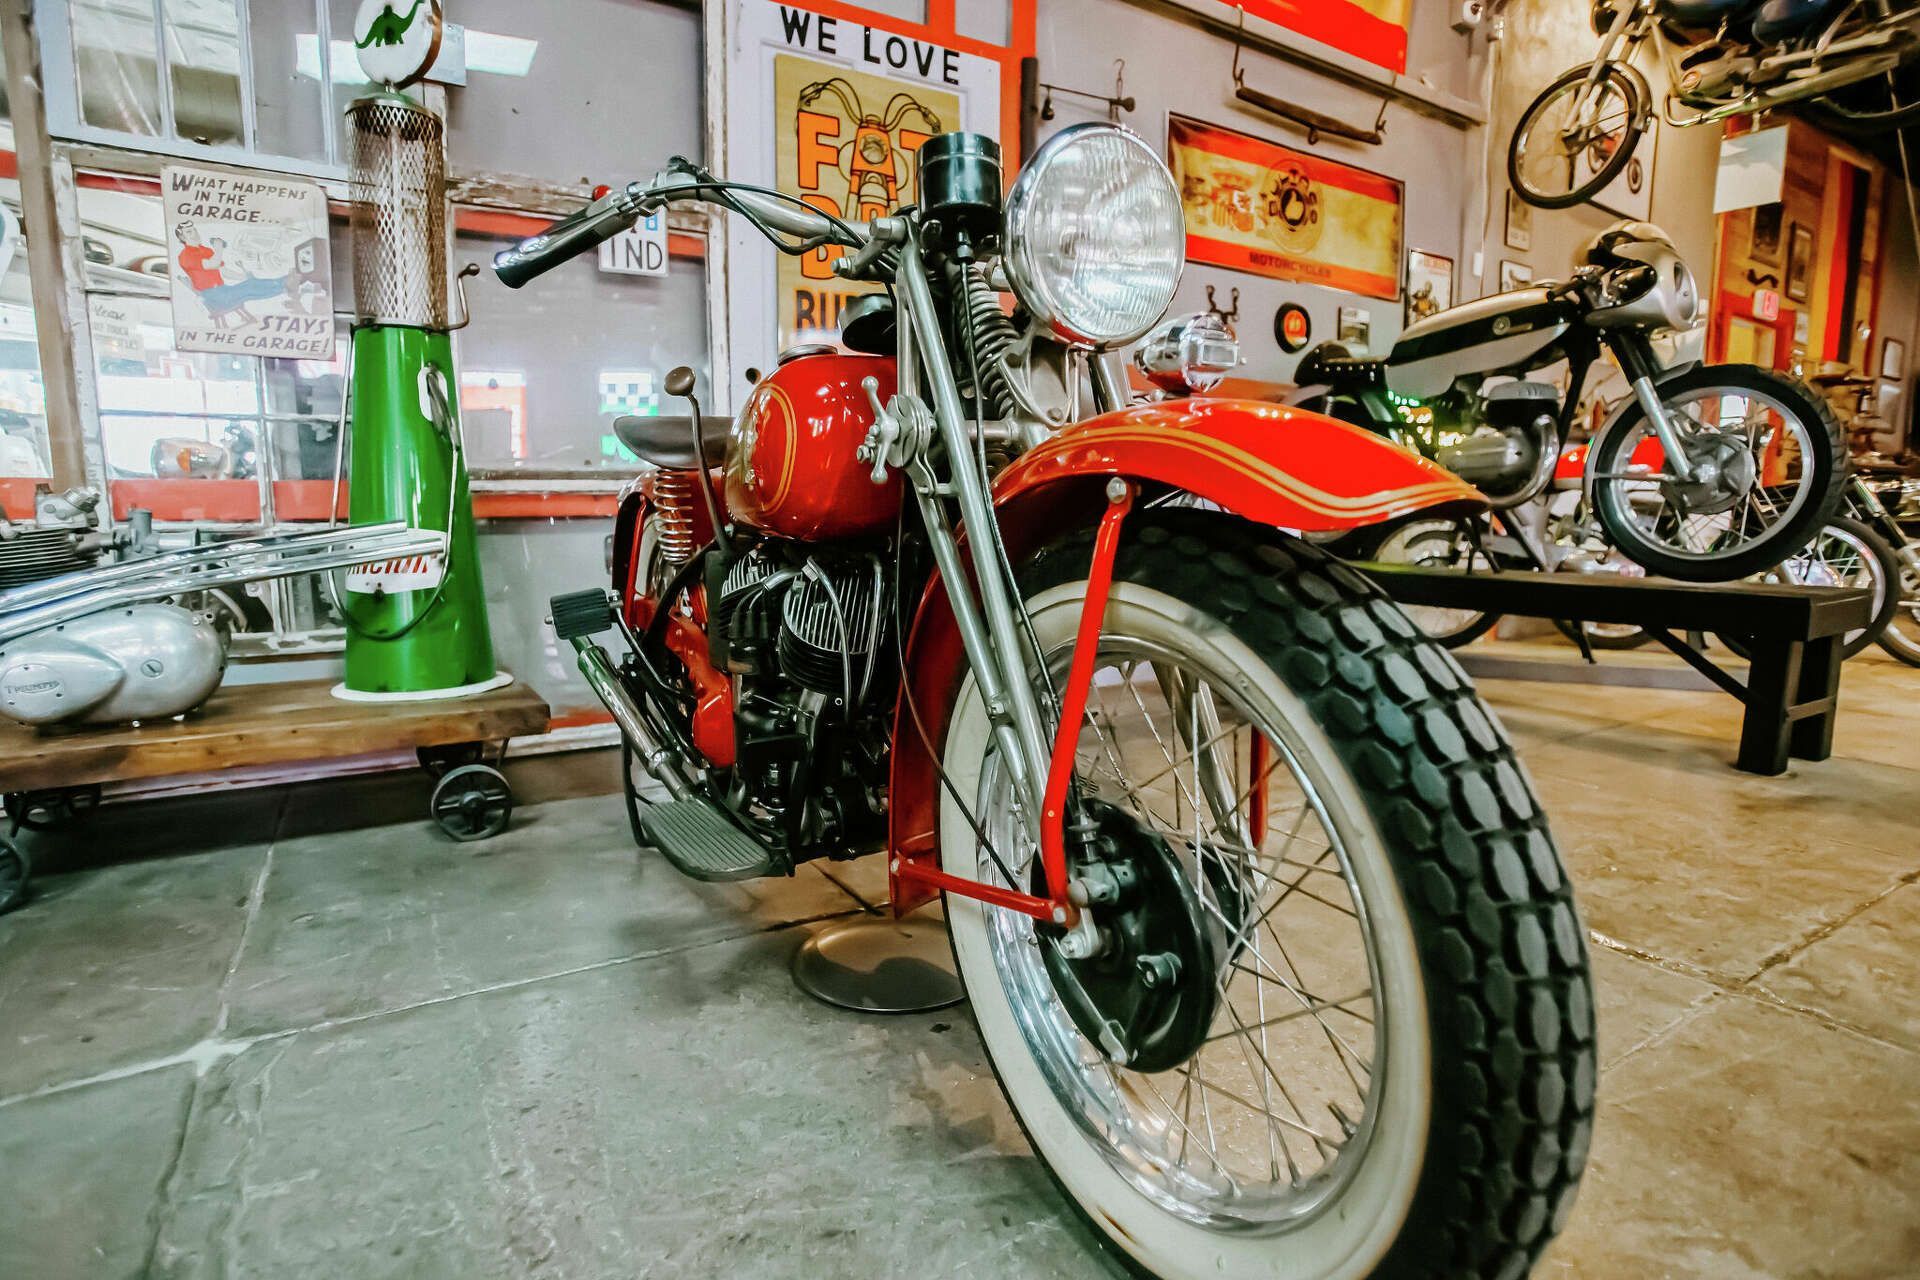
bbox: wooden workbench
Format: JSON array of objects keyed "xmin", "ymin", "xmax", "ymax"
[{"xmin": 0, "ymin": 678, "xmax": 551, "ymax": 793}]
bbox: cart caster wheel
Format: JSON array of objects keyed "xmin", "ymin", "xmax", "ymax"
[
  {"xmin": 431, "ymin": 764, "xmax": 514, "ymax": 842},
  {"xmin": 5, "ymin": 786, "xmax": 102, "ymax": 833},
  {"xmin": 0, "ymin": 836, "xmax": 30, "ymax": 915},
  {"xmin": 416, "ymin": 743, "xmax": 485, "ymax": 780}
]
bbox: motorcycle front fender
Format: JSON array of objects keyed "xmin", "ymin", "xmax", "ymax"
[
  {"xmin": 887, "ymin": 398, "xmax": 1485, "ymax": 914},
  {"xmin": 995, "ymin": 398, "xmax": 1485, "ymax": 532}
]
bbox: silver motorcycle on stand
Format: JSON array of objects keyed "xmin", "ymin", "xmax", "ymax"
[
  {"xmin": 1291, "ymin": 222, "xmax": 1847, "ymax": 623},
  {"xmin": 1510, "ymin": 0, "xmax": 1920, "ymax": 209}
]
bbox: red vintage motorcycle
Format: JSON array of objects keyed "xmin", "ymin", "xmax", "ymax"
[{"xmin": 495, "ymin": 124, "xmax": 1594, "ymax": 1280}]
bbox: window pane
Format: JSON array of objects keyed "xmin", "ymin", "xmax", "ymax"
[
  {"xmin": 72, "ymin": 0, "xmax": 165, "ymax": 136},
  {"xmin": 247, "ymin": 0, "xmax": 329, "ymax": 161},
  {"xmin": 100, "ymin": 413, "xmax": 258, "ymax": 480},
  {"xmin": 0, "ymin": 42, "xmax": 50, "ymax": 481},
  {"xmin": 76, "ymin": 179, "xmax": 171, "ymax": 294},
  {"xmin": 451, "ymin": 211, "xmax": 710, "ymax": 472},
  {"xmin": 166, "ymin": 0, "xmax": 246, "ymax": 146},
  {"xmin": 263, "ymin": 329, "xmax": 347, "ymax": 418},
  {"xmin": 90, "ymin": 294, "xmax": 262, "ymax": 416},
  {"xmin": 266, "ymin": 416, "xmax": 341, "ymax": 482}
]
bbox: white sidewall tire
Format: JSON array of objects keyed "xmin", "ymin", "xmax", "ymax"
[{"xmin": 941, "ymin": 579, "xmax": 1432, "ymax": 1280}]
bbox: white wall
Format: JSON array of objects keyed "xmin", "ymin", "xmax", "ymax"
[{"xmin": 1034, "ymin": 0, "xmax": 1484, "ymax": 380}]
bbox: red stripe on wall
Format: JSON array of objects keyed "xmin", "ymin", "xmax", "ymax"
[
  {"xmin": 1823, "ymin": 167, "xmax": 1855, "ymax": 362},
  {"xmin": 110, "ymin": 479, "xmax": 261, "ymax": 523},
  {"xmin": 1238, "ymin": 0, "xmax": 1408, "ymax": 73}
]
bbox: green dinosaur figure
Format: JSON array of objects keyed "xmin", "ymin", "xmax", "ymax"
[{"xmin": 356, "ymin": 0, "xmax": 428, "ymax": 49}]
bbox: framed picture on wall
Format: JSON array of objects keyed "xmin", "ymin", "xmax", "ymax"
[
  {"xmin": 1504, "ymin": 190, "xmax": 1532, "ymax": 252},
  {"xmin": 1589, "ymin": 119, "xmax": 1656, "ymax": 220},
  {"xmin": 1336, "ymin": 305, "xmax": 1373, "ymax": 352},
  {"xmin": 1749, "ymin": 203, "xmax": 1784, "ymax": 266},
  {"xmin": 1406, "ymin": 249, "xmax": 1454, "ymax": 324},
  {"xmin": 1499, "ymin": 260, "xmax": 1533, "ymax": 292},
  {"xmin": 1786, "ymin": 223, "xmax": 1814, "ymax": 302},
  {"xmin": 1882, "ymin": 337, "xmax": 1905, "ymax": 382}
]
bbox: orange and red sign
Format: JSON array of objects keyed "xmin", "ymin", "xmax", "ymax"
[
  {"xmin": 1168, "ymin": 114, "xmax": 1403, "ymax": 302},
  {"xmin": 1234, "ymin": 0, "xmax": 1411, "ymax": 74}
]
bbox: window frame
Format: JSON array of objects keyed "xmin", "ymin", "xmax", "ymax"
[{"xmin": 36, "ymin": 0, "xmax": 351, "ymax": 181}]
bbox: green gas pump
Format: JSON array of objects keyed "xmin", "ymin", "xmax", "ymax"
[{"xmin": 333, "ymin": 85, "xmax": 505, "ymax": 701}]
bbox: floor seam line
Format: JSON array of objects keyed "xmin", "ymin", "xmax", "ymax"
[
  {"xmin": 1736, "ymin": 868, "xmax": 1920, "ymax": 986},
  {"xmin": 0, "ymin": 904, "xmax": 867, "ymax": 1110}
]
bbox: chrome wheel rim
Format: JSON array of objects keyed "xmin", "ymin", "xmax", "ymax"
[
  {"xmin": 1600, "ymin": 383, "xmax": 1822, "ymax": 564},
  {"xmin": 1760, "ymin": 522, "xmax": 1885, "ymax": 646},
  {"xmin": 1514, "ymin": 74, "xmax": 1636, "ymax": 201},
  {"xmin": 1372, "ymin": 523, "xmax": 1490, "ymax": 641},
  {"xmin": 974, "ymin": 631, "xmax": 1387, "ymax": 1231}
]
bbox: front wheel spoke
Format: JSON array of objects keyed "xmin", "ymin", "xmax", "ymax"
[
  {"xmin": 1203, "ymin": 988, "xmax": 1376, "ymax": 1044},
  {"xmin": 1140, "ymin": 1074, "xmax": 1238, "ymax": 1184},
  {"xmin": 1214, "ymin": 996, "xmax": 1343, "ymax": 1156},
  {"xmin": 1258, "ymin": 918, "xmax": 1375, "ymax": 1090}
]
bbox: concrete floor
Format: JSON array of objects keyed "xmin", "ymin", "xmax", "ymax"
[{"xmin": 1, "ymin": 645, "xmax": 1916, "ymax": 1279}]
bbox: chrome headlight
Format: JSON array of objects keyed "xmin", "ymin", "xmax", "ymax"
[{"xmin": 1003, "ymin": 124, "xmax": 1185, "ymax": 348}]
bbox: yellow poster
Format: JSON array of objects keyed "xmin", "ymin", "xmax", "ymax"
[
  {"xmin": 774, "ymin": 53, "xmax": 960, "ymax": 349},
  {"xmin": 1168, "ymin": 115, "xmax": 1403, "ymax": 301}
]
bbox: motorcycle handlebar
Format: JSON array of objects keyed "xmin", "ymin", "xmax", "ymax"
[
  {"xmin": 492, "ymin": 170, "xmax": 868, "ymax": 289},
  {"xmin": 492, "ymin": 186, "xmax": 652, "ymax": 289}
]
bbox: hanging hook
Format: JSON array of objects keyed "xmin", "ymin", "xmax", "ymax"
[
  {"xmin": 1232, "ymin": 7, "xmax": 1246, "ymax": 91},
  {"xmin": 1205, "ymin": 285, "xmax": 1240, "ymax": 332},
  {"xmin": 1111, "ymin": 59, "xmax": 1127, "ymax": 123}
]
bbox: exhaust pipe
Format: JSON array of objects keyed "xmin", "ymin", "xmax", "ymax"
[
  {"xmin": 571, "ymin": 637, "xmax": 697, "ymax": 801},
  {"xmin": 552, "ymin": 588, "xmax": 696, "ymax": 801}
]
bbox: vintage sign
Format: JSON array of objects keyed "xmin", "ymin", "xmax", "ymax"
[
  {"xmin": 352, "ymin": 0, "xmax": 444, "ymax": 89},
  {"xmin": 163, "ymin": 166, "xmax": 334, "ymax": 359},
  {"xmin": 1168, "ymin": 115, "xmax": 1403, "ymax": 302},
  {"xmin": 773, "ymin": 50, "xmax": 959, "ymax": 347},
  {"xmin": 597, "ymin": 210, "xmax": 669, "ymax": 278},
  {"xmin": 720, "ymin": 0, "xmax": 1001, "ymax": 374},
  {"xmin": 1233, "ymin": 0, "xmax": 1411, "ymax": 75}
]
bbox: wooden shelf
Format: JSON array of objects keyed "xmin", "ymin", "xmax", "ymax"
[{"xmin": 0, "ymin": 678, "xmax": 550, "ymax": 793}]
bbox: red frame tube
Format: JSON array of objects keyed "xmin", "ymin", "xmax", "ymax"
[
  {"xmin": 894, "ymin": 483, "xmax": 1134, "ymax": 926},
  {"xmin": 1037, "ymin": 482, "xmax": 1134, "ymax": 921},
  {"xmin": 1249, "ymin": 732, "xmax": 1271, "ymax": 846}
]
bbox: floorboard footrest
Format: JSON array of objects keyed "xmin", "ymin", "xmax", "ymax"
[{"xmin": 639, "ymin": 799, "xmax": 775, "ymax": 881}]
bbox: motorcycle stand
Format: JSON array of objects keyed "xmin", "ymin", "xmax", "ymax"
[{"xmin": 791, "ymin": 911, "xmax": 964, "ymax": 1014}]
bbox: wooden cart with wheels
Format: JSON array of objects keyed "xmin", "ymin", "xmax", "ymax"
[{"xmin": 0, "ymin": 678, "xmax": 551, "ymax": 912}]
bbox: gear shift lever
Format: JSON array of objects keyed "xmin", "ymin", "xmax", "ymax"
[{"xmin": 665, "ymin": 366, "xmax": 731, "ymax": 556}]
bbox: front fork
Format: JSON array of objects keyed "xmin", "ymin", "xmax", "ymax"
[{"xmin": 1603, "ymin": 333, "xmax": 1697, "ymax": 484}]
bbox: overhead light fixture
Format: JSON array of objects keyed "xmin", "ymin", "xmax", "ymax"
[{"xmin": 464, "ymin": 31, "xmax": 539, "ymax": 78}]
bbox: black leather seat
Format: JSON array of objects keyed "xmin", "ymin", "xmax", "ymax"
[
  {"xmin": 1293, "ymin": 343, "xmax": 1387, "ymax": 389},
  {"xmin": 613, "ymin": 414, "xmax": 732, "ymax": 469}
]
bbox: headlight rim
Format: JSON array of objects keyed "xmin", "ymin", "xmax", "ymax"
[{"xmin": 1003, "ymin": 122, "xmax": 1186, "ymax": 350}]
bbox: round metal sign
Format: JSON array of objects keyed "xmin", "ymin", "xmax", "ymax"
[
  {"xmin": 1274, "ymin": 302, "xmax": 1311, "ymax": 353},
  {"xmin": 353, "ymin": 0, "xmax": 444, "ymax": 89}
]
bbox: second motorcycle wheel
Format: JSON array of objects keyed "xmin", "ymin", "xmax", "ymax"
[
  {"xmin": 1553, "ymin": 618, "xmax": 1651, "ymax": 650},
  {"xmin": 1879, "ymin": 553, "xmax": 1920, "ymax": 667},
  {"xmin": 1348, "ymin": 519, "xmax": 1499, "ymax": 648},
  {"xmin": 1508, "ymin": 61, "xmax": 1649, "ymax": 209},
  {"xmin": 1720, "ymin": 517, "xmax": 1900, "ymax": 661},
  {"xmin": 1589, "ymin": 365, "xmax": 1846, "ymax": 582}
]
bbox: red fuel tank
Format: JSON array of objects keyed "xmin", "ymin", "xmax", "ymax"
[{"xmin": 724, "ymin": 350, "xmax": 904, "ymax": 541}]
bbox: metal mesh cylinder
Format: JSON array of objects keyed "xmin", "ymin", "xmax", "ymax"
[{"xmin": 347, "ymin": 93, "xmax": 448, "ymax": 328}]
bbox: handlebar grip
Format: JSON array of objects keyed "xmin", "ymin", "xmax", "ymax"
[{"xmin": 492, "ymin": 200, "xmax": 634, "ymax": 289}]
